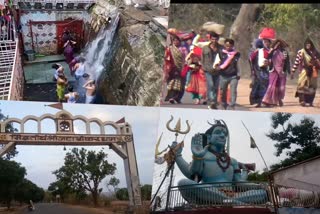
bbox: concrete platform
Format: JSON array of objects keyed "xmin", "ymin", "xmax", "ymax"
[
  {"xmin": 24, "ymin": 54, "xmax": 65, "ymax": 65},
  {"xmin": 24, "ymin": 56, "xmax": 75, "ymax": 84}
]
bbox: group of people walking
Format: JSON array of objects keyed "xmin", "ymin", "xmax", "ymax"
[
  {"xmin": 163, "ymin": 26, "xmax": 320, "ymax": 109},
  {"xmin": 164, "ymin": 27, "xmax": 241, "ymax": 110},
  {"xmin": 52, "ymin": 30, "xmax": 96, "ymax": 104}
]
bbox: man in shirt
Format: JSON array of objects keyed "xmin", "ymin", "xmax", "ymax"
[{"xmin": 200, "ymin": 32, "xmax": 223, "ymax": 109}]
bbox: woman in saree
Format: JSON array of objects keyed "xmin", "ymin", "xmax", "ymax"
[
  {"xmin": 249, "ymin": 38, "xmax": 271, "ymax": 107},
  {"xmin": 164, "ymin": 35, "xmax": 188, "ymax": 104},
  {"xmin": 63, "ymin": 31, "xmax": 77, "ymax": 71},
  {"xmin": 291, "ymin": 38, "xmax": 320, "ymax": 107},
  {"xmin": 182, "ymin": 55, "xmax": 207, "ymax": 104},
  {"xmin": 56, "ymin": 73, "xmax": 68, "ymax": 103},
  {"xmin": 262, "ymin": 39, "xmax": 290, "ymax": 107}
]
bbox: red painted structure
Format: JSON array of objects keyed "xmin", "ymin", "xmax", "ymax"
[
  {"xmin": 29, "ymin": 19, "xmax": 84, "ymax": 54},
  {"xmin": 156, "ymin": 207, "xmax": 274, "ymax": 214}
]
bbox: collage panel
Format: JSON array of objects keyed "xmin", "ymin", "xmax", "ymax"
[
  {"xmin": 1, "ymin": 0, "xmax": 320, "ymax": 214},
  {"xmin": 0, "ymin": 100, "xmax": 159, "ymax": 213},
  {"xmin": 161, "ymin": 3, "xmax": 320, "ymax": 114},
  {"xmin": 0, "ymin": 0, "xmax": 168, "ymax": 106},
  {"xmin": 151, "ymin": 107, "xmax": 320, "ymax": 213}
]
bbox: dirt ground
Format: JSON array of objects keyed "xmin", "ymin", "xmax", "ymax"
[
  {"xmin": 63, "ymin": 201, "xmax": 150, "ymax": 214},
  {"xmin": 1, "ymin": 201, "xmax": 150, "ymax": 214},
  {"xmin": 161, "ymin": 78, "xmax": 320, "ymax": 115}
]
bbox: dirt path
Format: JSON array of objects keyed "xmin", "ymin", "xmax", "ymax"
[{"xmin": 161, "ymin": 78, "xmax": 320, "ymax": 115}]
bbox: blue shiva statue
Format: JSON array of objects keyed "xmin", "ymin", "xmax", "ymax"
[{"xmin": 172, "ymin": 120, "xmax": 268, "ymax": 205}]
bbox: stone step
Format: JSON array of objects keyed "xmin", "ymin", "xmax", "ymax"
[{"xmin": 23, "ymin": 54, "xmax": 66, "ymax": 65}]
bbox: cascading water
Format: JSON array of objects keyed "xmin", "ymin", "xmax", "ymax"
[{"xmin": 75, "ymin": 8, "xmax": 120, "ymax": 103}]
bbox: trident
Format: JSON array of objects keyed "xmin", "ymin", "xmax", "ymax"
[{"xmin": 166, "ymin": 115, "xmax": 191, "ymax": 141}]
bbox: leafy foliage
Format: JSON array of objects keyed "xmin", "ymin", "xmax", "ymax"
[
  {"xmin": 115, "ymin": 188, "xmax": 129, "ymax": 200},
  {"xmin": 0, "ymin": 159, "xmax": 26, "ymax": 209},
  {"xmin": 258, "ymin": 4, "xmax": 320, "ymax": 55},
  {"xmin": 53, "ymin": 148, "xmax": 117, "ymax": 206},
  {"xmin": 15, "ymin": 179, "xmax": 45, "ymax": 204},
  {"xmin": 107, "ymin": 176, "xmax": 120, "ymax": 193},
  {"xmin": 247, "ymin": 171, "xmax": 268, "ymax": 182},
  {"xmin": 141, "ymin": 184, "xmax": 152, "ymax": 200},
  {"xmin": 267, "ymin": 113, "xmax": 320, "ymax": 171},
  {"xmin": 0, "ymin": 110, "xmax": 18, "ymax": 160},
  {"xmin": 115, "ymin": 184, "xmax": 152, "ymax": 201}
]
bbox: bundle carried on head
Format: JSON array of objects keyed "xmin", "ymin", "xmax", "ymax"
[
  {"xmin": 259, "ymin": 27, "xmax": 276, "ymax": 40},
  {"xmin": 167, "ymin": 28, "xmax": 196, "ymax": 41},
  {"xmin": 202, "ymin": 22, "xmax": 226, "ymax": 46},
  {"xmin": 202, "ymin": 21, "xmax": 225, "ymax": 35}
]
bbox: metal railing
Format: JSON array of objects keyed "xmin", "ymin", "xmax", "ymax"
[
  {"xmin": 153, "ymin": 182, "xmax": 272, "ymax": 212},
  {"xmin": 275, "ymin": 186, "xmax": 320, "ymax": 208},
  {"xmin": 0, "ymin": 14, "xmax": 17, "ymax": 100},
  {"xmin": 12, "ymin": 0, "xmax": 97, "ymax": 5}
]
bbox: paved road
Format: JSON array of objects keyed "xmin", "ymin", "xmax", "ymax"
[
  {"xmin": 20, "ymin": 203, "xmax": 98, "ymax": 214},
  {"xmin": 161, "ymin": 78, "xmax": 320, "ymax": 115}
]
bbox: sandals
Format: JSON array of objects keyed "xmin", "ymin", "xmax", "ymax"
[
  {"xmin": 194, "ymin": 98, "xmax": 200, "ymax": 105},
  {"xmin": 279, "ymin": 100, "xmax": 284, "ymax": 107}
]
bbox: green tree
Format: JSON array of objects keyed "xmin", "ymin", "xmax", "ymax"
[
  {"xmin": 48, "ymin": 180, "xmax": 75, "ymax": 202},
  {"xmin": 258, "ymin": 4, "xmax": 320, "ymax": 56},
  {"xmin": 0, "ymin": 110, "xmax": 18, "ymax": 160},
  {"xmin": 106, "ymin": 176, "xmax": 120, "ymax": 195},
  {"xmin": 15, "ymin": 179, "xmax": 45, "ymax": 204},
  {"xmin": 141, "ymin": 184, "xmax": 152, "ymax": 200},
  {"xmin": 115, "ymin": 188, "xmax": 129, "ymax": 200},
  {"xmin": 267, "ymin": 113, "xmax": 320, "ymax": 171},
  {"xmin": 53, "ymin": 148, "xmax": 117, "ymax": 206},
  {"xmin": 0, "ymin": 159, "xmax": 26, "ymax": 209},
  {"xmin": 247, "ymin": 171, "xmax": 268, "ymax": 182}
]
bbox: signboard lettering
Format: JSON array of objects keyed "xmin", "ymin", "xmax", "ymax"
[{"xmin": 0, "ymin": 133, "xmax": 132, "ymax": 145}]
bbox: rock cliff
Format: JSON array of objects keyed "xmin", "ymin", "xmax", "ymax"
[{"xmin": 91, "ymin": 0, "xmax": 167, "ymax": 106}]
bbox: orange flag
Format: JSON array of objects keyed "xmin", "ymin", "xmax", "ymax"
[
  {"xmin": 116, "ymin": 117, "xmax": 125, "ymax": 124},
  {"xmin": 45, "ymin": 103, "xmax": 63, "ymax": 110}
]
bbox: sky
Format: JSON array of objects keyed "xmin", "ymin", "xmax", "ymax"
[
  {"xmin": 153, "ymin": 107, "xmax": 320, "ymax": 187},
  {"xmin": 0, "ymin": 101, "xmax": 160, "ymax": 191}
]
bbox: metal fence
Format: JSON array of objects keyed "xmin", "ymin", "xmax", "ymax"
[
  {"xmin": 12, "ymin": 0, "xmax": 97, "ymax": 4},
  {"xmin": 274, "ymin": 186, "xmax": 320, "ymax": 208},
  {"xmin": 0, "ymin": 14, "xmax": 17, "ymax": 100},
  {"xmin": 153, "ymin": 182, "xmax": 272, "ymax": 212}
]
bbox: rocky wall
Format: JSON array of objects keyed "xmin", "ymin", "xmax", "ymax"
[{"xmin": 96, "ymin": 6, "xmax": 166, "ymax": 106}]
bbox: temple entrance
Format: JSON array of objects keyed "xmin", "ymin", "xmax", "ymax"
[{"xmin": 0, "ymin": 109, "xmax": 142, "ymax": 208}]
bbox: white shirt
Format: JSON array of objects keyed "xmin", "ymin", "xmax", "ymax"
[{"xmin": 75, "ymin": 63, "xmax": 85, "ymax": 77}]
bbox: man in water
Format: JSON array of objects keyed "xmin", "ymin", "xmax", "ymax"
[
  {"xmin": 52, "ymin": 63, "xmax": 64, "ymax": 81},
  {"xmin": 83, "ymin": 79, "xmax": 96, "ymax": 104},
  {"xmin": 73, "ymin": 57, "xmax": 85, "ymax": 80},
  {"xmin": 64, "ymin": 85, "xmax": 79, "ymax": 103}
]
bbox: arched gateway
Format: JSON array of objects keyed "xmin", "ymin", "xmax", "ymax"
[{"xmin": 0, "ymin": 109, "xmax": 142, "ymax": 207}]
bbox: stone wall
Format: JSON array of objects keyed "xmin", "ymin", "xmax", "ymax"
[
  {"xmin": 19, "ymin": 10, "xmax": 91, "ymax": 54},
  {"xmin": 96, "ymin": 6, "xmax": 166, "ymax": 106},
  {"xmin": 10, "ymin": 40, "xmax": 24, "ymax": 101}
]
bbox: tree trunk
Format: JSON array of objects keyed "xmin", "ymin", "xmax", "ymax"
[
  {"xmin": 92, "ymin": 191, "xmax": 99, "ymax": 207},
  {"xmin": 229, "ymin": 4, "xmax": 263, "ymax": 77}
]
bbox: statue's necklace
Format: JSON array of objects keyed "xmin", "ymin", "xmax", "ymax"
[{"xmin": 209, "ymin": 148, "xmax": 231, "ymax": 172}]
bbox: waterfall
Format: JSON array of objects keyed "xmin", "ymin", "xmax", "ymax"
[{"xmin": 75, "ymin": 10, "xmax": 120, "ymax": 103}]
